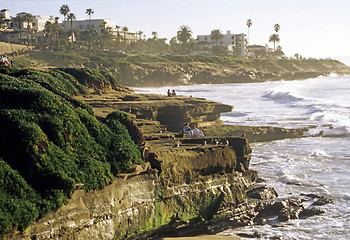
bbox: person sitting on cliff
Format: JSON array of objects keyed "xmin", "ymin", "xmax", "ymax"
[
  {"xmin": 192, "ymin": 125, "xmax": 205, "ymax": 138},
  {"xmin": 167, "ymin": 89, "xmax": 172, "ymax": 97},
  {"xmin": 0, "ymin": 55, "xmax": 10, "ymax": 66},
  {"xmin": 171, "ymin": 89, "xmax": 176, "ymax": 97},
  {"xmin": 183, "ymin": 122, "xmax": 193, "ymax": 138}
]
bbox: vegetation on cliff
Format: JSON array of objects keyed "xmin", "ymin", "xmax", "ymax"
[
  {"xmin": 12, "ymin": 50, "xmax": 350, "ymax": 87},
  {"xmin": 0, "ymin": 66, "xmax": 141, "ymax": 236}
]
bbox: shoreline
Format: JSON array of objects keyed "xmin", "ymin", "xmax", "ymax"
[{"xmin": 0, "ymin": 66, "xmax": 341, "ymax": 239}]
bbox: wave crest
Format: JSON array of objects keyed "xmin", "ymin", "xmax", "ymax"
[{"xmin": 263, "ymin": 89, "xmax": 302, "ymax": 104}]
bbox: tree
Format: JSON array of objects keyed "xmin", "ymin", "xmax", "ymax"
[
  {"xmin": 122, "ymin": 26, "xmax": 128, "ymax": 42},
  {"xmin": 210, "ymin": 29, "xmax": 223, "ymax": 45},
  {"xmin": 274, "ymin": 23, "xmax": 280, "ymax": 33},
  {"xmin": 246, "ymin": 19, "xmax": 252, "ymax": 46},
  {"xmin": 86, "ymin": 8, "xmax": 94, "ymax": 29},
  {"xmin": 137, "ymin": 31, "xmax": 143, "ymax": 40},
  {"xmin": 67, "ymin": 13, "xmax": 76, "ymax": 42},
  {"xmin": 169, "ymin": 36, "xmax": 179, "ymax": 53},
  {"xmin": 86, "ymin": 8, "xmax": 94, "ymax": 48},
  {"xmin": 115, "ymin": 25, "xmax": 121, "ymax": 41},
  {"xmin": 273, "ymin": 24, "xmax": 281, "ymax": 49},
  {"xmin": 273, "ymin": 45, "xmax": 285, "ymax": 58},
  {"xmin": 59, "ymin": 5, "xmax": 70, "ymax": 33},
  {"xmin": 151, "ymin": 31, "xmax": 158, "ymax": 40},
  {"xmin": 177, "ymin": 25, "xmax": 192, "ymax": 44},
  {"xmin": 22, "ymin": 13, "xmax": 33, "ymax": 45},
  {"xmin": 43, "ymin": 19, "xmax": 60, "ymax": 50},
  {"xmin": 54, "ymin": 17, "xmax": 59, "ymax": 39},
  {"xmin": 101, "ymin": 22, "xmax": 113, "ymax": 50},
  {"xmin": 269, "ymin": 34, "xmax": 280, "ymax": 51},
  {"xmin": 13, "ymin": 15, "xmax": 25, "ymax": 40}
]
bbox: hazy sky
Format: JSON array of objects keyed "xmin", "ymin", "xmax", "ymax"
[{"xmin": 3, "ymin": 0, "xmax": 350, "ymax": 58}]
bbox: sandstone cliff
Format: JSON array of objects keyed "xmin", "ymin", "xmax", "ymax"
[
  {"xmin": 5, "ymin": 88, "xmax": 260, "ymax": 239},
  {"xmin": 12, "ymin": 137, "xmax": 256, "ymax": 240},
  {"xmin": 112, "ymin": 58, "xmax": 350, "ymax": 87}
]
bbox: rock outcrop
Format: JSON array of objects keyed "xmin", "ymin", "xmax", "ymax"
[
  {"xmin": 5, "ymin": 90, "xmax": 259, "ymax": 240},
  {"xmin": 10, "ymin": 137, "xmax": 256, "ymax": 240},
  {"xmin": 78, "ymin": 92, "xmax": 232, "ymax": 132},
  {"xmin": 6, "ymin": 88, "xmax": 330, "ymax": 239},
  {"xmin": 112, "ymin": 59, "xmax": 350, "ymax": 87}
]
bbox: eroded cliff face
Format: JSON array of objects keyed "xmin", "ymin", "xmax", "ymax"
[
  {"xmin": 2, "ymin": 88, "xmax": 261, "ymax": 240},
  {"xmin": 79, "ymin": 92, "xmax": 232, "ymax": 132},
  {"xmin": 12, "ymin": 137, "xmax": 256, "ymax": 240},
  {"xmin": 113, "ymin": 59, "xmax": 350, "ymax": 87}
]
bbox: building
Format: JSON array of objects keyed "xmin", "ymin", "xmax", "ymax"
[
  {"xmin": 61, "ymin": 19, "xmax": 138, "ymax": 42},
  {"xmin": 196, "ymin": 30, "xmax": 246, "ymax": 57},
  {"xmin": 0, "ymin": 9, "xmax": 11, "ymax": 20},
  {"xmin": 246, "ymin": 44, "xmax": 268, "ymax": 58},
  {"xmin": 32, "ymin": 15, "xmax": 55, "ymax": 32}
]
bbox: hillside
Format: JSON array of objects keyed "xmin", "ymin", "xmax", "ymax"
[
  {"xmin": 12, "ymin": 50, "xmax": 350, "ymax": 87},
  {"xmin": 0, "ymin": 42, "xmax": 32, "ymax": 55},
  {"xmin": 0, "ymin": 67, "xmax": 141, "ymax": 237}
]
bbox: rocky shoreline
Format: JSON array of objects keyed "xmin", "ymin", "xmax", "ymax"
[
  {"xmin": 7, "ymin": 87, "xmax": 332, "ymax": 240},
  {"xmin": 79, "ymin": 90, "xmax": 330, "ymax": 239}
]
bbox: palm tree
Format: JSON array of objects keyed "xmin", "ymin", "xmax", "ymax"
[
  {"xmin": 86, "ymin": 8, "xmax": 94, "ymax": 29},
  {"xmin": 210, "ymin": 29, "xmax": 223, "ymax": 45},
  {"xmin": 122, "ymin": 26, "xmax": 128, "ymax": 42},
  {"xmin": 137, "ymin": 31, "xmax": 143, "ymax": 40},
  {"xmin": 13, "ymin": 15, "xmax": 25, "ymax": 40},
  {"xmin": 274, "ymin": 23, "xmax": 280, "ymax": 33},
  {"xmin": 151, "ymin": 31, "xmax": 158, "ymax": 40},
  {"xmin": 59, "ymin": 5, "xmax": 70, "ymax": 33},
  {"xmin": 115, "ymin": 25, "xmax": 121, "ymax": 41},
  {"xmin": 67, "ymin": 13, "xmax": 76, "ymax": 42},
  {"xmin": 269, "ymin": 34, "xmax": 280, "ymax": 51},
  {"xmin": 177, "ymin": 25, "xmax": 192, "ymax": 44},
  {"xmin": 23, "ymin": 13, "xmax": 33, "ymax": 45},
  {"xmin": 273, "ymin": 24, "xmax": 280, "ymax": 49},
  {"xmin": 246, "ymin": 19, "xmax": 252, "ymax": 46},
  {"xmin": 54, "ymin": 17, "xmax": 59, "ymax": 39}
]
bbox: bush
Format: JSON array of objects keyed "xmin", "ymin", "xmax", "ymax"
[{"xmin": 0, "ymin": 67, "xmax": 142, "ymax": 236}]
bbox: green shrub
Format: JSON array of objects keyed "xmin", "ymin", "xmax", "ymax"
[{"xmin": 0, "ymin": 67, "xmax": 142, "ymax": 236}]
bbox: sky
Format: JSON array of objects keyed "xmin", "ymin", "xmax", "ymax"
[{"xmin": 2, "ymin": 0, "xmax": 350, "ymax": 58}]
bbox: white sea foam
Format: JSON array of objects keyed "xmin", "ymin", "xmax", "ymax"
[
  {"xmin": 310, "ymin": 149, "xmax": 331, "ymax": 158},
  {"xmin": 135, "ymin": 75, "xmax": 350, "ymax": 240},
  {"xmin": 263, "ymin": 89, "xmax": 302, "ymax": 104}
]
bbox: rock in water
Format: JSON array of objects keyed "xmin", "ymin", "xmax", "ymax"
[{"xmin": 247, "ymin": 186, "xmax": 278, "ymax": 200}]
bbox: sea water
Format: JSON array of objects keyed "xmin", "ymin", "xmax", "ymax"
[{"xmin": 135, "ymin": 74, "xmax": 350, "ymax": 239}]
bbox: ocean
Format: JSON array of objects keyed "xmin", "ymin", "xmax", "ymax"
[{"xmin": 135, "ymin": 74, "xmax": 350, "ymax": 239}]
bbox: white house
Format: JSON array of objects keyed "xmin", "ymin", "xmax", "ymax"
[
  {"xmin": 61, "ymin": 19, "xmax": 138, "ymax": 42},
  {"xmin": 196, "ymin": 30, "xmax": 246, "ymax": 57},
  {"xmin": 32, "ymin": 15, "xmax": 55, "ymax": 32},
  {"xmin": 0, "ymin": 9, "xmax": 11, "ymax": 20}
]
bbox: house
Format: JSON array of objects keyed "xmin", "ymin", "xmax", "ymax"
[
  {"xmin": 196, "ymin": 31, "xmax": 246, "ymax": 57},
  {"xmin": 32, "ymin": 15, "xmax": 55, "ymax": 32},
  {"xmin": 61, "ymin": 19, "xmax": 138, "ymax": 42},
  {"xmin": 0, "ymin": 9, "xmax": 11, "ymax": 20}
]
